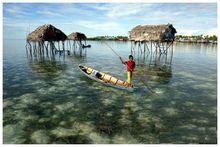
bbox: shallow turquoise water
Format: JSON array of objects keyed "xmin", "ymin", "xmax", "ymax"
[{"xmin": 3, "ymin": 40, "xmax": 217, "ymax": 144}]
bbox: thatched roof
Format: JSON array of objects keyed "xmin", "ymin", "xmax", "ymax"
[
  {"xmin": 27, "ymin": 24, "xmax": 67, "ymax": 42},
  {"xmin": 129, "ymin": 24, "xmax": 177, "ymax": 42},
  {"xmin": 68, "ymin": 32, "xmax": 87, "ymax": 40}
]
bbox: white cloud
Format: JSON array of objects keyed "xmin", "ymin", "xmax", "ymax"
[
  {"xmin": 177, "ymin": 28, "xmax": 217, "ymax": 36},
  {"xmin": 177, "ymin": 29, "xmax": 201, "ymax": 36},
  {"xmin": 57, "ymin": 4, "xmax": 99, "ymax": 17},
  {"xmin": 93, "ymin": 4, "xmax": 153, "ymax": 18},
  {"xmin": 92, "ymin": 4, "xmax": 112, "ymax": 11},
  {"xmin": 107, "ymin": 5, "xmax": 139, "ymax": 18},
  {"xmin": 77, "ymin": 20, "xmax": 120, "ymax": 31},
  {"xmin": 203, "ymin": 28, "xmax": 217, "ymax": 36},
  {"xmin": 36, "ymin": 10, "xmax": 62, "ymax": 17},
  {"xmin": 4, "ymin": 5, "xmax": 29, "ymax": 16},
  {"xmin": 173, "ymin": 11, "xmax": 184, "ymax": 16}
]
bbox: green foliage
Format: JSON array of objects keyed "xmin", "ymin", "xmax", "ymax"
[
  {"xmin": 175, "ymin": 35, "xmax": 217, "ymax": 41},
  {"xmin": 208, "ymin": 35, "xmax": 217, "ymax": 41},
  {"xmin": 87, "ymin": 36, "xmax": 129, "ymax": 41}
]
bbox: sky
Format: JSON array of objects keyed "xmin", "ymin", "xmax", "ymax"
[{"xmin": 3, "ymin": 3, "xmax": 217, "ymax": 39}]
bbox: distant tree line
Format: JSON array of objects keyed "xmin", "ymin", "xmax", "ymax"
[
  {"xmin": 87, "ymin": 35, "xmax": 217, "ymax": 43},
  {"xmin": 175, "ymin": 35, "xmax": 217, "ymax": 41},
  {"xmin": 87, "ymin": 36, "xmax": 129, "ymax": 41}
]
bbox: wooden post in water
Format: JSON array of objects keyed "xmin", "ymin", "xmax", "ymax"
[
  {"xmin": 62, "ymin": 41, "xmax": 65, "ymax": 52},
  {"xmin": 150, "ymin": 41, "xmax": 152, "ymax": 55}
]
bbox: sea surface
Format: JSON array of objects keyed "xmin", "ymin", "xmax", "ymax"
[{"xmin": 3, "ymin": 39, "xmax": 217, "ymax": 144}]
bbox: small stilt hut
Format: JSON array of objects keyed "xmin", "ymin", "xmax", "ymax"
[
  {"xmin": 129, "ymin": 24, "xmax": 177, "ymax": 55},
  {"xmin": 67, "ymin": 32, "xmax": 87, "ymax": 49},
  {"xmin": 26, "ymin": 24, "xmax": 67, "ymax": 56}
]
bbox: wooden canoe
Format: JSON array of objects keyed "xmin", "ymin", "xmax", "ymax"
[{"xmin": 78, "ymin": 65, "xmax": 134, "ymax": 91}]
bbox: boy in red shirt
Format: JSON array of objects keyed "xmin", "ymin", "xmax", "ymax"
[{"xmin": 120, "ymin": 55, "xmax": 135, "ymax": 85}]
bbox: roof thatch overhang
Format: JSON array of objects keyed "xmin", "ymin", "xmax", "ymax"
[
  {"xmin": 129, "ymin": 24, "xmax": 177, "ymax": 42},
  {"xmin": 67, "ymin": 32, "xmax": 87, "ymax": 40},
  {"xmin": 26, "ymin": 24, "xmax": 67, "ymax": 42}
]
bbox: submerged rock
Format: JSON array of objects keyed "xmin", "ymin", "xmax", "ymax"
[
  {"xmin": 48, "ymin": 86, "xmax": 57, "ymax": 92},
  {"xmin": 3, "ymin": 124, "xmax": 25, "ymax": 144},
  {"xmin": 3, "ymin": 100, "xmax": 14, "ymax": 109},
  {"xmin": 76, "ymin": 96, "xmax": 84, "ymax": 99},
  {"xmin": 52, "ymin": 114, "xmax": 59, "ymax": 119},
  {"xmin": 106, "ymin": 112, "xmax": 113, "ymax": 117},
  {"xmin": 13, "ymin": 103, "xmax": 28, "ymax": 109},
  {"xmin": 137, "ymin": 112, "xmax": 151, "ymax": 123},
  {"xmin": 51, "ymin": 127, "xmax": 77, "ymax": 137},
  {"xmin": 163, "ymin": 107, "xmax": 179, "ymax": 116},
  {"xmin": 24, "ymin": 114, "xmax": 39, "ymax": 121},
  {"xmin": 59, "ymin": 121, "xmax": 67, "ymax": 126},
  {"xmin": 184, "ymin": 101, "xmax": 194, "ymax": 107},
  {"xmin": 102, "ymin": 98, "xmax": 113, "ymax": 106},
  {"xmin": 112, "ymin": 131, "xmax": 138, "ymax": 144},
  {"xmin": 38, "ymin": 118, "xmax": 51, "ymax": 123},
  {"xmin": 37, "ymin": 88, "xmax": 48, "ymax": 95},
  {"xmin": 54, "ymin": 102, "xmax": 75, "ymax": 112},
  {"xmin": 13, "ymin": 109, "xmax": 28, "ymax": 121},
  {"xmin": 118, "ymin": 117, "xmax": 132, "ymax": 126},
  {"xmin": 31, "ymin": 130, "xmax": 50, "ymax": 144},
  {"xmin": 72, "ymin": 122, "xmax": 94, "ymax": 135},
  {"xmin": 154, "ymin": 88, "xmax": 164, "ymax": 94},
  {"xmin": 19, "ymin": 93, "xmax": 40, "ymax": 105},
  {"xmin": 89, "ymin": 132, "xmax": 110, "ymax": 143},
  {"xmin": 124, "ymin": 101, "xmax": 140, "ymax": 112}
]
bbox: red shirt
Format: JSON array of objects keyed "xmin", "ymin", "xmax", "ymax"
[{"xmin": 125, "ymin": 60, "xmax": 135, "ymax": 71}]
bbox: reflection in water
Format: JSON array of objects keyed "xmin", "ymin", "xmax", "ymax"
[
  {"xmin": 134, "ymin": 45, "xmax": 173, "ymax": 84},
  {"xmin": 26, "ymin": 40, "xmax": 88, "ymax": 77},
  {"xmin": 173, "ymin": 42, "xmax": 217, "ymax": 55},
  {"xmin": 26, "ymin": 45, "xmax": 67, "ymax": 78},
  {"xmin": 71, "ymin": 46, "xmax": 87, "ymax": 58}
]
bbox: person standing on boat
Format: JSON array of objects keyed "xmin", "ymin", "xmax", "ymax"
[{"xmin": 119, "ymin": 55, "xmax": 135, "ymax": 85}]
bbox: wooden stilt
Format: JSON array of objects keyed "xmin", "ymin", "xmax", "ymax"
[
  {"xmin": 62, "ymin": 41, "xmax": 65, "ymax": 51},
  {"xmin": 130, "ymin": 41, "xmax": 133, "ymax": 55},
  {"xmin": 170, "ymin": 42, "xmax": 173, "ymax": 65}
]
